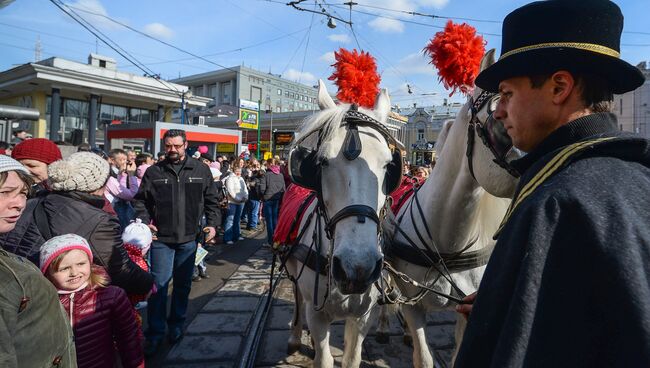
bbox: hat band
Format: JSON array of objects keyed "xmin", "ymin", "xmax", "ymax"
[{"xmin": 500, "ymin": 42, "xmax": 620, "ymax": 60}]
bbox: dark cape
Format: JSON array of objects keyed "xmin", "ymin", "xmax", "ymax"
[{"xmin": 455, "ymin": 113, "xmax": 650, "ymax": 367}]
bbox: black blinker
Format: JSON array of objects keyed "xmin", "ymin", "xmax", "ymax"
[{"xmin": 343, "ymin": 124, "xmax": 362, "ymax": 160}]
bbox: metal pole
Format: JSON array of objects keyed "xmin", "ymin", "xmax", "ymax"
[
  {"xmin": 181, "ymin": 93, "xmax": 185, "ymax": 125},
  {"xmin": 270, "ymin": 111, "xmax": 273, "ymax": 157},
  {"xmin": 88, "ymin": 94, "xmax": 98, "ymax": 148},
  {"xmin": 257, "ymin": 100, "xmax": 261, "ymax": 160}
]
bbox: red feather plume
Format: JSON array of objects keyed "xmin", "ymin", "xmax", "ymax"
[
  {"xmin": 424, "ymin": 20, "xmax": 485, "ymax": 96},
  {"xmin": 328, "ymin": 48, "xmax": 381, "ymax": 108}
]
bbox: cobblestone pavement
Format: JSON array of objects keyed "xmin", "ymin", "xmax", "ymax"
[{"xmin": 162, "ymin": 244, "xmax": 457, "ymax": 368}]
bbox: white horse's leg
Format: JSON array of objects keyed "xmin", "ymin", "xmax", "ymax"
[
  {"xmin": 306, "ymin": 305, "xmax": 334, "ymax": 368},
  {"xmin": 375, "ymin": 304, "xmax": 391, "ymax": 344},
  {"xmin": 403, "ymin": 304, "xmax": 434, "ymax": 368},
  {"xmin": 342, "ymin": 306, "xmax": 378, "ymax": 368},
  {"xmin": 288, "ymin": 282, "xmax": 303, "ymax": 354},
  {"xmin": 451, "ymin": 314, "xmax": 467, "ymax": 365}
]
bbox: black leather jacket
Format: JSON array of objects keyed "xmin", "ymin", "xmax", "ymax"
[{"xmin": 133, "ymin": 157, "xmax": 220, "ymax": 244}]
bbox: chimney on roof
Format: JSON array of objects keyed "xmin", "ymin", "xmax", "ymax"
[{"xmin": 88, "ymin": 53, "xmax": 116, "ymax": 70}]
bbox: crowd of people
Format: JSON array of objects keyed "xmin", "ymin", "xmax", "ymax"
[{"xmin": 0, "ymin": 128, "xmax": 291, "ymax": 366}]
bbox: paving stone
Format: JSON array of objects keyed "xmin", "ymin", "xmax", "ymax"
[
  {"xmin": 427, "ymin": 310, "xmax": 457, "ymax": 325},
  {"xmin": 426, "ymin": 323, "xmax": 456, "ymax": 349},
  {"xmin": 265, "ymin": 304, "xmax": 295, "ymax": 330},
  {"xmin": 202, "ymin": 295, "xmax": 259, "ymax": 313},
  {"xmin": 166, "ymin": 334, "xmax": 242, "ymax": 362},
  {"xmin": 220, "ymin": 279, "xmax": 269, "ymax": 295},
  {"xmin": 186, "ymin": 312, "xmax": 252, "ymax": 334},
  {"xmin": 229, "ymin": 272, "xmax": 272, "ymax": 280}
]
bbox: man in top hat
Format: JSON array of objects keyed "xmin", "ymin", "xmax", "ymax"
[{"xmin": 454, "ymin": 0, "xmax": 650, "ymax": 366}]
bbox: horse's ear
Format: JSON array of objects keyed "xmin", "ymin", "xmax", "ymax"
[
  {"xmin": 373, "ymin": 88, "xmax": 390, "ymax": 123},
  {"xmin": 318, "ymin": 79, "xmax": 336, "ymax": 110},
  {"xmin": 480, "ymin": 49, "xmax": 496, "ymax": 73}
]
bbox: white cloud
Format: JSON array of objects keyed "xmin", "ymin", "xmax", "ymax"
[
  {"xmin": 327, "ymin": 34, "xmax": 351, "ymax": 43},
  {"xmin": 66, "ymin": 0, "xmax": 121, "ymax": 30},
  {"xmin": 144, "ymin": 23, "xmax": 174, "ymax": 39},
  {"xmin": 319, "ymin": 52, "xmax": 336, "ymax": 64},
  {"xmin": 415, "ymin": 0, "xmax": 449, "ymax": 9},
  {"xmin": 284, "ymin": 69, "xmax": 316, "ymax": 84},
  {"xmin": 368, "ymin": 17, "xmax": 405, "ymax": 33},
  {"xmin": 388, "ymin": 52, "xmax": 438, "ymax": 77}
]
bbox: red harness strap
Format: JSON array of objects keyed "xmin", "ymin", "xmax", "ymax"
[{"xmin": 273, "ymin": 184, "xmax": 317, "ymax": 246}]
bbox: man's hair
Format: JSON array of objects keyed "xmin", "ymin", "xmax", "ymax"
[
  {"xmin": 12, "ymin": 130, "xmax": 26, "ymax": 137},
  {"xmin": 156, "ymin": 151, "xmax": 165, "ymax": 158},
  {"xmin": 529, "ymin": 71, "xmax": 614, "ymax": 113},
  {"xmin": 135, "ymin": 152, "xmax": 152, "ymax": 167},
  {"xmin": 163, "ymin": 129, "xmax": 187, "ymax": 143},
  {"xmin": 108, "ymin": 148, "xmax": 127, "ymax": 159},
  {"xmin": 0, "ymin": 141, "xmax": 10, "ymax": 150},
  {"xmin": 77, "ymin": 143, "xmax": 91, "ymax": 152}
]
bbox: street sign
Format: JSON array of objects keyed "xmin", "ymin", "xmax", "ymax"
[
  {"xmin": 274, "ymin": 132, "xmax": 294, "ymax": 144},
  {"xmin": 237, "ymin": 108, "xmax": 258, "ymax": 130}
]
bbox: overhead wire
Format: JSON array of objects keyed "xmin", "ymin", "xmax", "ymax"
[
  {"xmin": 49, "ymin": 0, "xmax": 183, "ymax": 95},
  {"xmin": 298, "ymin": 2, "xmax": 317, "ymax": 85}
]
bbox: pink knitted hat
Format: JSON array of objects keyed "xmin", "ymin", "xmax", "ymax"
[{"xmin": 40, "ymin": 234, "xmax": 94, "ymax": 273}]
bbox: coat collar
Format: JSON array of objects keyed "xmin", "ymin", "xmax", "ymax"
[{"xmin": 511, "ymin": 112, "xmax": 619, "ymax": 175}]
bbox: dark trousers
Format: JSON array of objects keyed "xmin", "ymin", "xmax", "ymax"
[
  {"xmin": 147, "ymin": 240, "xmax": 197, "ymax": 340},
  {"xmin": 263, "ymin": 199, "xmax": 280, "ymax": 243}
]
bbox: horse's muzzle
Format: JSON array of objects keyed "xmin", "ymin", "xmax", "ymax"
[{"xmin": 332, "ymin": 256, "xmax": 383, "ymax": 294}]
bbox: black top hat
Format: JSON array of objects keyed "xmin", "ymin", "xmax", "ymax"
[{"xmin": 475, "ymin": 0, "xmax": 645, "ymax": 94}]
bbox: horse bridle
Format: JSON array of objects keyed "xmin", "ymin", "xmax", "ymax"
[{"xmin": 466, "ymin": 90, "xmax": 520, "ymax": 179}]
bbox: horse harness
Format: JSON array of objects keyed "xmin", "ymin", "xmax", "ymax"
[
  {"xmin": 466, "ymin": 90, "xmax": 520, "ymax": 180},
  {"xmin": 279, "ymin": 104, "xmax": 404, "ymax": 309}
]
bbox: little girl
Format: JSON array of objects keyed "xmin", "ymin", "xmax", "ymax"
[{"xmin": 40, "ymin": 234, "xmax": 144, "ymax": 368}]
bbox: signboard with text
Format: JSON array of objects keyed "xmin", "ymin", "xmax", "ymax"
[
  {"xmin": 237, "ymin": 99, "xmax": 259, "ymax": 130},
  {"xmin": 237, "ymin": 109, "xmax": 258, "ymax": 130},
  {"xmin": 274, "ymin": 132, "xmax": 294, "ymax": 145}
]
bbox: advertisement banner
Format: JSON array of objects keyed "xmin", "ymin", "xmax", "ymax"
[
  {"xmin": 216, "ymin": 143, "xmax": 236, "ymax": 153},
  {"xmin": 237, "ymin": 108, "xmax": 258, "ymax": 130}
]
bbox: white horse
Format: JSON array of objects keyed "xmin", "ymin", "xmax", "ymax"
[
  {"xmin": 283, "ymin": 80, "xmax": 403, "ymax": 368},
  {"xmin": 380, "ymin": 50, "xmax": 521, "ymax": 367}
]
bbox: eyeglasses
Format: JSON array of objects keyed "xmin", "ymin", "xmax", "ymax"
[{"xmin": 164, "ymin": 144, "xmax": 185, "ymax": 150}]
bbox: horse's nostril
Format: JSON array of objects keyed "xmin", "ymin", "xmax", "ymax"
[{"xmin": 332, "ymin": 256, "xmax": 346, "ymax": 281}]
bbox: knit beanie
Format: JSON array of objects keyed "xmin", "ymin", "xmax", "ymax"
[
  {"xmin": 122, "ymin": 219, "xmax": 153, "ymax": 254},
  {"xmin": 40, "ymin": 233, "xmax": 94, "ymax": 273},
  {"xmin": 0, "ymin": 155, "xmax": 29, "ymax": 175},
  {"xmin": 12, "ymin": 138, "xmax": 62, "ymax": 164},
  {"xmin": 48, "ymin": 152, "xmax": 110, "ymax": 192}
]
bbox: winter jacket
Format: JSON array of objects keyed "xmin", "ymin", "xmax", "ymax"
[
  {"xmin": 246, "ymin": 171, "xmax": 264, "ymax": 201},
  {"xmin": 133, "ymin": 156, "xmax": 220, "ymax": 244},
  {"xmin": 258, "ymin": 168, "xmax": 285, "ymax": 201},
  {"xmin": 456, "ymin": 113, "xmax": 650, "ymax": 367},
  {"xmin": 224, "ymin": 173, "xmax": 249, "ymax": 204},
  {"xmin": 0, "ymin": 249, "xmax": 76, "ymax": 368},
  {"xmin": 59, "ymin": 283, "xmax": 143, "ymax": 368},
  {"xmin": 0, "ymin": 191, "xmax": 154, "ymax": 295}
]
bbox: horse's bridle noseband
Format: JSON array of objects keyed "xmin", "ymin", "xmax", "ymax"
[{"xmin": 466, "ymin": 90, "xmax": 520, "ymax": 180}]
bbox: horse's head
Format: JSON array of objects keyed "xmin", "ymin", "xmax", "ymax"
[
  {"xmin": 462, "ymin": 49, "xmax": 521, "ymax": 198},
  {"xmin": 289, "ymin": 80, "xmax": 403, "ymax": 294}
]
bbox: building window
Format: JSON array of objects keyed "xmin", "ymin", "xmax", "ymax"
[
  {"xmin": 194, "ymin": 86, "xmax": 204, "ymax": 96},
  {"xmin": 99, "ymin": 60, "xmax": 106, "ymax": 68},
  {"xmin": 276, "ymin": 106, "xmax": 281, "ymax": 113},
  {"xmin": 417, "ymin": 128, "xmax": 425, "ymax": 141},
  {"xmin": 209, "ymin": 84, "xmax": 217, "ymax": 98},
  {"xmin": 285, "ymin": 91, "xmax": 289, "ymax": 97},
  {"xmin": 277, "ymin": 89, "xmax": 282, "ymax": 95},
  {"xmin": 222, "ymin": 82, "xmax": 231, "ymax": 105}
]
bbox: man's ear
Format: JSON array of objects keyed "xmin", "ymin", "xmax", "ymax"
[{"xmin": 550, "ymin": 71, "xmax": 576, "ymax": 105}]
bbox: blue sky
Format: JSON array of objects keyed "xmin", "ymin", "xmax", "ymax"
[{"xmin": 1, "ymin": 0, "xmax": 648, "ymax": 108}]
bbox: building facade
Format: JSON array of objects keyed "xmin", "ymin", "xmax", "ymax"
[
  {"xmin": 398, "ymin": 103, "xmax": 462, "ymax": 165},
  {"xmin": 0, "ymin": 54, "xmax": 210, "ymax": 149},
  {"xmin": 171, "ymin": 65, "xmax": 319, "ymax": 119},
  {"xmin": 613, "ymin": 62, "xmax": 650, "ymax": 138}
]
